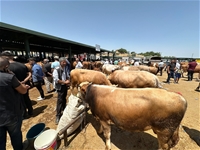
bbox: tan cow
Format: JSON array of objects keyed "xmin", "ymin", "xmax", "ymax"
[
  {"xmin": 121, "ymin": 65, "xmax": 158, "ymax": 75},
  {"xmin": 138, "ymin": 65, "xmax": 158, "ymax": 75},
  {"xmin": 102, "ymin": 64, "xmax": 121, "ymax": 75},
  {"xmin": 107, "ymin": 70, "xmax": 162, "ymax": 88},
  {"xmin": 70, "ymin": 69, "xmax": 112, "ymax": 91},
  {"xmin": 121, "ymin": 66, "xmax": 140, "ymax": 71},
  {"xmin": 78, "ymin": 83, "xmax": 187, "ymax": 150}
]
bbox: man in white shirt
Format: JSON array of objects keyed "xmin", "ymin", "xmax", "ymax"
[
  {"xmin": 174, "ymin": 60, "xmax": 181, "ymax": 83},
  {"xmin": 75, "ymin": 58, "xmax": 83, "ymax": 69},
  {"xmin": 134, "ymin": 60, "xmax": 140, "ymax": 66},
  {"xmin": 157, "ymin": 60, "xmax": 164, "ymax": 76},
  {"xmin": 53, "ymin": 57, "xmax": 70, "ymax": 124}
]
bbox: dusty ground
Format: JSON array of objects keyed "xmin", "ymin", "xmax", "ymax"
[{"xmin": 6, "ymin": 71, "xmax": 200, "ymax": 150}]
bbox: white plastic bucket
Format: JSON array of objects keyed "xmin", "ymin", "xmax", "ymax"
[{"xmin": 34, "ymin": 129, "xmax": 58, "ymax": 150}]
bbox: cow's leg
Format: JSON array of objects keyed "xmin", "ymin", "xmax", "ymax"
[
  {"xmin": 98, "ymin": 124, "xmax": 103, "ymax": 134},
  {"xmin": 168, "ymin": 126, "xmax": 180, "ymax": 148},
  {"xmin": 100, "ymin": 121, "xmax": 111, "ymax": 150},
  {"xmin": 156, "ymin": 129, "xmax": 173, "ymax": 150}
]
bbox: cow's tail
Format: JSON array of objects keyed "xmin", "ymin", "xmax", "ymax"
[{"xmin": 155, "ymin": 77, "xmax": 163, "ymax": 89}]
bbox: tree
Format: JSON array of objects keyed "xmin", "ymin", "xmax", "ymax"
[
  {"xmin": 131, "ymin": 51, "xmax": 136, "ymax": 57},
  {"xmin": 117, "ymin": 48, "xmax": 128, "ymax": 54},
  {"xmin": 137, "ymin": 51, "xmax": 161, "ymax": 57}
]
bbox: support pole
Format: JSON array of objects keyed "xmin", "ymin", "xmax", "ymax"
[{"xmin": 24, "ymin": 36, "xmax": 30, "ymax": 59}]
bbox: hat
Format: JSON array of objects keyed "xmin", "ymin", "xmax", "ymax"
[
  {"xmin": 0, "ymin": 50, "xmax": 15, "ymax": 56},
  {"xmin": 43, "ymin": 59, "xmax": 49, "ymax": 62},
  {"xmin": 54, "ymin": 56, "xmax": 59, "ymax": 59}
]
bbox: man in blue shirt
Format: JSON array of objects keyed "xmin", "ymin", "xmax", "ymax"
[{"xmin": 28, "ymin": 58, "xmax": 45, "ymax": 100}]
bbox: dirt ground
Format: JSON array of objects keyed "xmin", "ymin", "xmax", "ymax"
[{"xmin": 6, "ymin": 71, "xmax": 200, "ymax": 150}]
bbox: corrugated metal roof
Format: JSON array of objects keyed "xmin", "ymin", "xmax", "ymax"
[{"xmin": 0, "ymin": 22, "xmax": 111, "ymax": 53}]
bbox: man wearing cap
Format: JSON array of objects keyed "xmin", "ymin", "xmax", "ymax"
[
  {"xmin": 53, "ymin": 57, "xmax": 70, "ymax": 124},
  {"xmin": 0, "ymin": 56, "xmax": 30, "ymax": 150},
  {"xmin": 0, "ymin": 51, "xmax": 33, "ymax": 118}
]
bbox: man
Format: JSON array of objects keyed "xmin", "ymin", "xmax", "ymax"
[
  {"xmin": 166, "ymin": 59, "xmax": 176, "ymax": 84},
  {"xmin": 0, "ymin": 57, "xmax": 29, "ymax": 150},
  {"xmin": 187, "ymin": 59, "xmax": 197, "ymax": 81},
  {"xmin": 157, "ymin": 60, "xmax": 164, "ymax": 76},
  {"xmin": 43, "ymin": 59, "xmax": 53, "ymax": 93},
  {"xmin": 75, "ymin": 58, "xmax": 83, "ymax": 69},
  {"xmin": 51, "ymin": 56, "xmax": 60, "ymax": 90},
  {"xmin": 53, "ymin": 57, "xmax": 70, "ymax": 124},
  {"xmin": 65, "ymin": 54, "xmax": 71, "ymax": 74},
  {"xmin": 51, "ymin": 56, "xmax": 60, "ymax": 72},
  {"xmin": 28, "ymin": 58, "xmax": 45, "ymax": 100},
  {"xmin": 0, "ymin": 51, "xmax": 33, "ymax": 117},
  {"xmin": 174, "ymin": 60, "xmax": 182, "ymax": 83},
  {"xmin": 134, "ymin": 60, "xmax": 140, "ymax": 66}
]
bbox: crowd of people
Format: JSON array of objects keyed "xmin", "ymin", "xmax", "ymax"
[
  {"xmin": 165, "ymin": 58, "xmax": 198, "ymax": 84},
  {"xmin": 0, "ymin": 50, "xmax": 199, "ymax": 150},
  {"xmin": 0, "ymin": 51, "xmax": 72, "ymax": 150}
]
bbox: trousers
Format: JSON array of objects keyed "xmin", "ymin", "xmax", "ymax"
[{"xmin": 0, "ymin": 116, "xmax": 23, "ymax": 150}]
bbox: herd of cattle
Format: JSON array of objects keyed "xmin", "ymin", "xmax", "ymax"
[
  {"xmin": 26, "ymin": 60, "xmax": 199, "ymax": 150},
  {"xmin": 68, "ymin": 61, "xmax": 190, "ymax": 150}
]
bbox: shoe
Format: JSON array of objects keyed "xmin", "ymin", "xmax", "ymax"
[
  {"xmin": 23, "ymin": 140, "xmax": 29, "ymax": 150},
  {"xmin": 37, "ymin": 97, "xmax": 45, "ymax": 101},
  {"xmin": 28, "ymin": 111, "xmax": 33, "ymax": 116},
  {"xmin": 55, "ymin": 116, "xmax": 60, "ymax": 125}
]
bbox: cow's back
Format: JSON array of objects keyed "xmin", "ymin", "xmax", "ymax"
[
  {"xmin": 108, "ymin": 70, "xmax": 160, "ymax": 88},
  {"xmin": 70, "ymin": 69, "xmax": 111, "ymax": 88}
]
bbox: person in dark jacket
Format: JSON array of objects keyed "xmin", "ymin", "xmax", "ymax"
[
  {"xmin": 0, "ymin": 57, "xmax": 29, "ymax": 150},
  {"xmin": 187, "ymin": 59, "xmax": 197, "ymax": 81},
  {"xmin": 166, "ymin": 59, "xmax": 176, "ymax": 84},
  {"xmin": 0, "ymin": 51, "xmax": 33, "ymax": 118}
]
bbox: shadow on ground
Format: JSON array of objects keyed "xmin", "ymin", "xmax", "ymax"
[
  {"xmin": 32, "ymin": 105, "xmax": 48, "ymax": 117},
  {"xmin": 182, "ymin": 126, "xmax": 200, "ymax": 147},
  {"xmin": 87, "ymin": 113, "xmax": 158, "ymax": 150}
]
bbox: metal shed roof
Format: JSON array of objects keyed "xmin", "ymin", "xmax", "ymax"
[{"xmin": 0, "ymin": 22, "xmax": 111, "ymax": 54}]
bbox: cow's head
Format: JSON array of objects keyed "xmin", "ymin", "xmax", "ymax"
[{"xmin": 77, "ymin": 82, "xmax": 91, "ymax": 102}]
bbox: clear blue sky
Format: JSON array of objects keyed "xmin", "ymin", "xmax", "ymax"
[{"xmin": 1, "ymin": 0, "xmax": 199, "ymax": 58}]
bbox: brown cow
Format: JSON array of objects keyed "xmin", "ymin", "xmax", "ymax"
[
  {"xmin": 78, "ymin": 83, "xmax": 187, "ymax": 150},
  {"xmin": 181, "ymin": 64, "xmax": 200, "ymax": 77},
  {"xmin": 91, "ymin": 61, "xmax": 104, "ymax": 71},
  {"xmin": 82, "ymin": 61, "xmax": 92, "ymax": 69},
  {"xmin": 25, "ymin": 63, "xmax": 32, "ymax": 72},
  {"xmin": 107, "ymin": 70, "xmax": 162, "ymax": 88},
  {"xmin": 70, "ymin": 69, "xmax": 112, "ymax": 90},
  {"xmin": 72, "ymin": 61, "xmax": 77, "ymax": 69}
]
